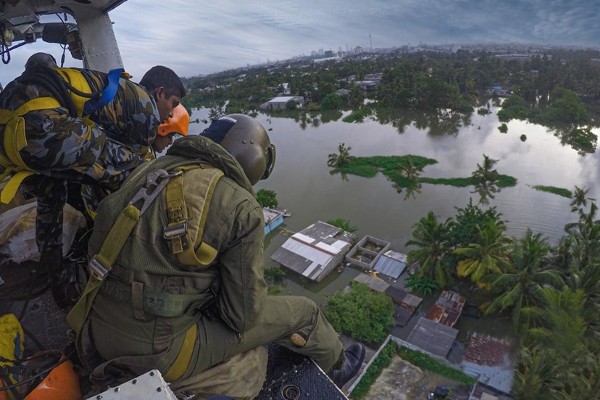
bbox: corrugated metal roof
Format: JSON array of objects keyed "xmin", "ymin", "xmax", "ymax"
[
  {"xmin": 352, "ymin": 273, "xmax": 389, "ymax": 293},
  {"xmin": 384, "ymin": 286, "xmax": 423, "ymax": 309},
  {"xmin": 406, "ymin": 317, "xmax": 458, "ymax": 358},
  {"xmin": 424, "ymin": 290, "xmax": 466, "ymax": 327},
  {"xmin": 373, "ymin": 253, "xmax": 406, "ymax": 279},
  {"xmin": 270, "ymin": 221, "xmax": 353, "ymax": 282}
]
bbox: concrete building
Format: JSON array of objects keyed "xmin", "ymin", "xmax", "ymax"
[{"xmin": 259, "ymin": 96, "xmax": 305, "ymax": 111}]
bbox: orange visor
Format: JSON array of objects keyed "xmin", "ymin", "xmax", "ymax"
[{"xmin": 158, "ymin": 104, "xmax": 190, "ymax": 136}]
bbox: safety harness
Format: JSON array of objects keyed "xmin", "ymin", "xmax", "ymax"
[
  {"xmin": 67, "ymin": 161, "xmax": 223, "ymax": 382},
  {"xmin": 0, "ymin": 67, "xmax": 124, "ymax": 205}
]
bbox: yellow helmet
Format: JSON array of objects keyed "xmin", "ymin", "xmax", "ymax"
[{"xmin": 158, "ymin": 104, "xmax": 190, "ymax": 136}]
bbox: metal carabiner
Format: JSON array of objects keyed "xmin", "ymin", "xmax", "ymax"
[{"xmin": 128, "ymin": 169, "xmax": 182, "ymax": 214}]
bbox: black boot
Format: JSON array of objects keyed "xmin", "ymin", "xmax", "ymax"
[{"xmin": 329, "ymin": 343, "xmax": 366, "ymax": 388}]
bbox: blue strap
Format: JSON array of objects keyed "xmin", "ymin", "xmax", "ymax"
[{"xmin": 83, "ymin": 68, "xmax": 124, "ymax": 115}]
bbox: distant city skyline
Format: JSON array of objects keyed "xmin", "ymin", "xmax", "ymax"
[{"xmin": 2, "ymin": 0, "xmax": 599, "ymax": 84}]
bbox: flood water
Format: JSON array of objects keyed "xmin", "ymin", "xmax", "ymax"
[{"xmin": 189, "ymin": 105, "xmax": 600, "ymax": 306}]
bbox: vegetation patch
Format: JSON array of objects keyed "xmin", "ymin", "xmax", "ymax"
[
  {"xmin": 398, "ymin": 347, "xmax": 476, "ymax": 385},
  {"xmin": 342, "ymin": 109, "xmax": 369, "ymax": 123},
  {"xmin": 351, "ymin": 340, "xmax": 398, "ymax": 399},
  {"xmin": 331, "ymin": 152, "xmax": 517, "ymax": 190},
  {"xmin": 336, "ymin": 155, "xmax": 438, "ymax": 186},
  {"xmin": 418, "ymin": 174, "xmax": 516, "ymax": 188},
  {"xmin": 327, "ymin": 218, "xmax": 358, "ymax": 233},
  {"xmin": 255, "ymin": 189, "xmax": 278, "ymax": 208},
  {"xmin": 324, "ymin": 283, "xmax": 395, "ymax": 346},
  {"xmin": 532, "ymin": 185, "xmax": 572, "ymax": 198}
]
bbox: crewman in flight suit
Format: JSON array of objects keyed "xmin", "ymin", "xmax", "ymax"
[{"xmin": 69, "ymin": 114, "xmax": 366, "ymax": 399}]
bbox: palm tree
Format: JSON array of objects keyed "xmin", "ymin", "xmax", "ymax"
[
  {"xmin": 519, "ymin": 287, "xmax": 596, "ymax": 399},
  {"xmin": 482, "ymin": 230, "xmax": 564, "ymax": 326},
  {"xmin": 208, "ymin": 103, "xmax": 226, "ymax": 120},
  {"xmin": 326, "ymin": 218, "xmax": 357, "ymax": 233},
  {"xmin": 523, "ymin": 287, "xmax": 588, "ymax": 356},
  {"xmin": 471, "ymin": 154, "xmax": 501, "ymax": 204},
  {"xmin": 564, "ymin": 202, "xmax": 600, "ymax": 268},
  {"xmin": 512, "ymin": 345, "xmax": 562, "ymax": 400},
  {"xmin": 570, "ymin": 185, "xmax": 594, "ymax": 214},
  {"xmin": 454, "ymin": 219, "xmax": 511, "ymax": 286},
  {"xmin": 327, "ymin": 142, "xmax": 353, "ymax": 168},
  {"xmin": 406, "ymin": 212, "xmax": 453, "ymax": 288},
  {"xmin": 400, "ymin": 157, "xmax": 423, "ymax": 182}
]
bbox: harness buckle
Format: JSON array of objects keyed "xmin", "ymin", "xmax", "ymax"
[
  {"xmin": 163, "ymin": 222, "xmax": 189, "ymax": 254},
  {"xmin": 129, "ymin": 169, "xmax": 182, "ymax": 214},
  {"xmin": 89, "ymin": 256, "xmax": 110, "ymax": 280}
]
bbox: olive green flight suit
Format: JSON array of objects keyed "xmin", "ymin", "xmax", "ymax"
[{"xmin": 80, "ymin": 135, "xmax": 343, "ymax": 391}]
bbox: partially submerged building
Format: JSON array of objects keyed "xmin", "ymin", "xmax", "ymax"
[
  {"xmin": 406, "ymin": 317, "xmax": 458, "ymax": 358},
  {"xmin": 270, "ymin": 221, "xmax": 355, "ymax": 282},
  {"xmin": 461, "ymin": 333, "xmax": 517, "ymax": 394},
  {"xmin": 425, "ymin": 290, "xmax": 466, "ymax": 328},
  {"xmin": 345, "ymin": 235, "xmax": 390, "ymax": 270},
  {"xmin": 259, "ymin": 96, "xmax": 305, "ymax": 111},
  {"xmin": 263, "ymin": 208, "xmax": 285, "ymax": 235},
  {"xmin": 352, "ymin": 272, "xmax": 389, "ymax": 293},
  {"xmin": 373, "ymin": 250, "xmax": 407, "ymax": 279},
  {"xmin": 385, "ymin": 286, "xmax": 423, "ymax": 326}
]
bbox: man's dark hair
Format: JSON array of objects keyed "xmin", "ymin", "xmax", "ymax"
[{"xmin": 139, "ymin": 65, "xmax": 186, "ymax": 98}]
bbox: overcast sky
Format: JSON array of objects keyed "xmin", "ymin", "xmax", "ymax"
[{"xmin": 2, "ymin": 0, "xmax": 599, "ymax": 84}]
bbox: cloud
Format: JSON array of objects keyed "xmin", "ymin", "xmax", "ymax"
[{"xmin": 1, "ymin": 0, "xmax": 598, "ymax": 84}]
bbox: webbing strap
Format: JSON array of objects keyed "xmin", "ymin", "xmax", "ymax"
[
  {"xmin": 0, "ymin": 97, "xmax": 62, "ymax": 204},
  {"xmin": 164, "ymin": 167, "xmax": 223, "ymax": 266},
  {"xmin": 67, "ymin": 204, "xmax": 141, "ymax": 333},
  {"xmin": 68, "ymin": 169, "xmax": 175, "ymax": 336},
  {"xmin": 0, "ymin": 170, "xmax": 34, "ymax": 204},
  {"xmin": 164, "ymin": 172, "xmax": 189, "ymax": 254},
  {"xmin": 83, "ymin": 68, "xmax": 124, "ymax": 115},
  {"xmin": 164, "ymin": 324, "xmax": 197, "ymax": 382}
]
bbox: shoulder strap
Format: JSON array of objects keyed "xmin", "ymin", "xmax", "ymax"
[
  {"xmin": 83, "ymin": 68, "xmax": 125, "ymax": 115},
  {"xmin": 67, "ymin": 169, "xmax": 176, "ymax": 334},
  {"xmin": 163, "ymin": 165, "xmax": 224, "ymax": 266}
]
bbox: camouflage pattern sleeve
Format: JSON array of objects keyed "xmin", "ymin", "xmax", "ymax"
[
  {"xmin": 21, "ymin": 108, "xmax": 147, "ymax": 190},
  {"xmin": 83, "ymin": 70, "xmax": 161, "ymax": 150}
]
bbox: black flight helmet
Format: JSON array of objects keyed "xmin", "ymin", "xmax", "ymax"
[{"xmin": 202, "ymin": 114, "xmax": 275, "ymax": 185}]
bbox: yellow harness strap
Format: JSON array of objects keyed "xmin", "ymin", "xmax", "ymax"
[
  {"xmin": 164, "ymin": 323, "xmax": 198, "ymax": 381},
  {"xmin": 67, "ymin": 204, "xmax": 141, "ymax": 334},
  {"xmin": 55, "ymin": 68, "xmax": 93, "ymax": 116},
  {"xmin": 0, "ymin": 97, "xmax": 61, "ymax": 204},
  {"xmin": 164, "ymin": 166, "xmax": 223, "ymax": 266}
]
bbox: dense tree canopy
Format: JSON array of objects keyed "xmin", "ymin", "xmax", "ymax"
[{"xmin": 324, "ymin": 283, "xmax": 395, "ymax": 346}]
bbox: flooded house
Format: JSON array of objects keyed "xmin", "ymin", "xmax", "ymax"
[
  {"xmin": 385, "ymin": 286, "xmax": 423, "ymax": 326},
  {"xmin": 262, "ymin": 207, "xmax": 286, "ymax": 235},
  {"xmin": 425, "ymin": 290, "xmax": 466, "ymax": 328},
  {"xmin": 345, "ymin": 235, "xmax": 390, "ymax": 270},
  {"xmin": 270, "ymin": 221, "xmax": 356, "ymax": 282},
  {"xmin": 461, "ymin": 333, "xmax": 517, "ymax": 394},
  {"xmin": 406, "ymin": 317, "xmax": 459, "ymax": 358},
  {"xmin": 373, "ymin": 250, "xmax": 407, "ymax": 279}
]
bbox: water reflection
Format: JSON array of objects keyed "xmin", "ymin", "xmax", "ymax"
[{"xmin": 190, "ymin": 105, "xmax": 600, "ymax": 306}]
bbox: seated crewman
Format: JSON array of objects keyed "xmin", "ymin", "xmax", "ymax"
[{"xmin": 68, "ymin": 114, "xmax": 365, "ymax": 399}]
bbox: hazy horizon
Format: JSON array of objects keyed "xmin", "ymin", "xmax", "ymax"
[{"xmin": 2, "ymin": 0, "xmax": 599, "ymax": 84}]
